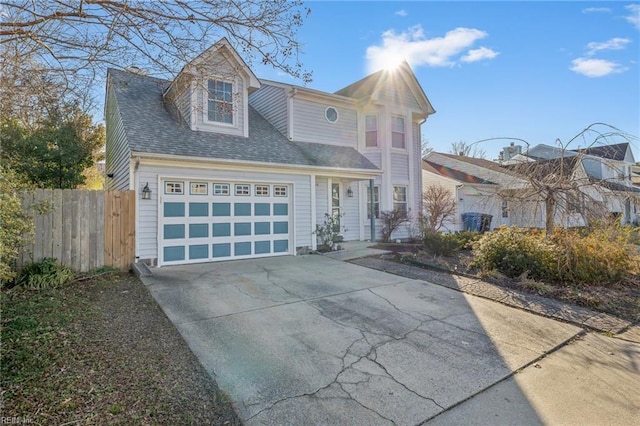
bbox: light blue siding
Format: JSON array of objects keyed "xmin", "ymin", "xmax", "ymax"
[
  {"xmin": 248, "ymin": 84, "xmax": 288, "ymax": 136},
  {"xmin": 291, "ymin": 98, "xmax": 357, "ymax": 146}
]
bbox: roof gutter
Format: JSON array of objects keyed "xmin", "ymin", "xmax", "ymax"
[{"xmin": 130, "ymin": 151, "xmax": 382, "ymax": 179}]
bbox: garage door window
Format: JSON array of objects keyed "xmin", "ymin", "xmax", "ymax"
[
  {"xmin": 213, "ymin": 183, "xmax": 230, "ymax": 196},
  {"xmin": 255, "ymin": 185, "xmax": 269, "ymax": 196},
  {"xmin": 235, "ymin": 184, "xmax": 250, "ymax": 196},
  {"xmin": 190, "ymin": 182, "xmax": 208, "ymax": 195},
  {"xmin": 165, "ymin": 181, "xmax": 184, "ymax": 194}
]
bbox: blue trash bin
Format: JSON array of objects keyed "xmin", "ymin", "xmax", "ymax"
[{"xmin": 462, "ymin": 212, "xmax": 483, "ymax": 232}]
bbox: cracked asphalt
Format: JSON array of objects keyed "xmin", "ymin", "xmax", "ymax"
[{"xmin": 140, "ymin": 255, "xmax": 638, "ymax": 425}]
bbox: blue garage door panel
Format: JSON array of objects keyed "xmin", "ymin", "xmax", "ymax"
[
  {"xmin": 164, "ymin": 224, "xmax": 185, "ymax": 239},
  {"xmin": 235, "ymin": 242, "xmax": 252, "ymax": 256},
  {"xmin": 255, "ymin": 222, "xmax": 270, "ymax": 235},
  {"xmin": 234, "ymin": 203, "xmax": 251, "ymax": 216},
  {"xmin": 274, "ymin": 203, "xmax": 288, "ymax": 215},
  {"xmin": 164, "ymin": 246, "xmax": 185, "ymax": 262},
  {"xmin": 255, "ymin": 203, "xmax": 270, "ymax": 216},
  {"xmin": 189, "ymin": 202, "xmax": 209, "ymax": 217},
  {"xmin": 255, "ymin": 241, "xmax": 271, "ymax": 254},
  {"xmin": 164, "ymin": 202, "xmax": 185, "ymax": 217},
  {"xmin": 234, "ymin": 222, "xmax": 251, "ymax": 236},
  {"xmin": 213, "ymin": 243, "xmax": 231, "ymax": 258},
  {"xmin": 213, "ymin": 223, "xmax": 231, "ymax": 237},
  {"xmin": 189, "ymin": 223, "xmax": 209, "ymax": 238},
  {"xmin": 213, "ymin": 203, "xmax": 231, "ymax": 216},
  {"xmin": 273, "ymin": 221, "xmax": 288, "ymax": 234},
  {"xmin": 274, "ymin": 240, "xmax": 289, "ymax": 253},
  {"xmin": 189, "ymin": 244, "xmax": 208, "ymax": 259}
]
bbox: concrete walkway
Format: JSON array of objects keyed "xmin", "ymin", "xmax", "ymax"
[
  {"xmin": 138, "ymin": 255, "xmax": 639, "ymax": 425},
  {"xmin": 352, "ymin": 257, "xmax": 633, "ymax": 334}
]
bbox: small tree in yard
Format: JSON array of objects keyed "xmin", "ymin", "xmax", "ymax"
[
  {"xmin": 381, "ymin": 209, "xmax": 408, "ymax": 242},
  {"xmin": 314, "ymin": 213, "xmax": 346, "ymax": 252},
  {"xmin": 0, "ymin": 165, "xmax": 34, "ymax": 284},
  {"xmin": 422, "ymin": 185, "xmax": 457, "ymax": 233}
]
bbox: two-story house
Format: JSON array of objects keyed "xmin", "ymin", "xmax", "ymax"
[{"xmin": 105, "ymin": 38, "xmax": 434, "ymax": 266}]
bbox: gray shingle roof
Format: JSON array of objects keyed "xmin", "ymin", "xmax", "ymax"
[{"xmin": 108, "ymin": 68, "xmax": 378, "ymax": 171}]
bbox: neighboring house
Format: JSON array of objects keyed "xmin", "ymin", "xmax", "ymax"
[
  {"xmin": 512, "ymin": 143, "xmax": 640, "ymax": 225},
  {"xmin": 422, "ymin": 152, "xmax": 531, "ymax": 232},
  {"xmin": 105, "ymin": 38, "xmax": 434, "ymax": 266},
  {"xmin": 422, "ymin": 146, "xmax": 640, "ymax": 231}
]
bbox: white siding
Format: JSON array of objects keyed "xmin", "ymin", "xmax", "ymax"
[
  {"xmin": 136, "ymin": 164, "xmax": 312, "ymax": 261},
  {"xmin": 391, "ymin": 153, "xmax": 409, "ymax": 181},
  {"xmin": 377, "ymin": 81, "xmax": 421, "ymax": 111},
  {"xmin": 164, "ymin": 74, "xmax": 193, "ymax": 127},
  {"xmin": 365, "ymin": 152, "xmax": 382, "ymax": 168},
  {"xmin": 315, "ymin": 177, "xmax": 329, "ymax": 227},
  {"xmin": 105, "ymin": 85, "xmax": 131, "ymax": 190},
  {"xmin": 248, "ymin": 84, "xmax": 288, "ymax": 135},
  {"xmin": 291, "ymin": 98, "xmax": 357, "ymax": 146}
]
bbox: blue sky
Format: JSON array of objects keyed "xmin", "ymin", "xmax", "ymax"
[{"xmin": 253, "ymin": 1, "xmax": 640, "ymax": 160}]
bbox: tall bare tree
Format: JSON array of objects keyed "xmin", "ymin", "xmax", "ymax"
[
  {"xmin": 0, "ymin": 0, "xmax": 311, "ymax": 106},
  {"xmin": 422, "ymin": 184, "xmax": 457, "ymax": 232},
  {"xmin": 496, "ymin": 124, "xmax": 639, "ymax": 235},
  {"xmin": 449, "ymin": 140, "xmax": 486, "ymax": 159}
]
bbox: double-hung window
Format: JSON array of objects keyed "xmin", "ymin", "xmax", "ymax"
[
  {"xmin": 367, "ymin": 186, "xmax": 380, "ymax": 219},
  {"xmin": 391, "ymin": 116, "xmax": 405, "ymax": 149},
  {"xmin": 207, "ymin": 79, "xmax": 233, "ymax": 124},
  {"xmin": 393, "ymin": 186, "xmax": 408, "ymax": 217},
  {"xmin": 365, "ymin": 115, "xmax": 378, "ymax": 147}
]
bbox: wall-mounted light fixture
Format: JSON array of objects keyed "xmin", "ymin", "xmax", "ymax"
[
  {"xmin": 141, "ymin": 183, "xmax": 152, "ymax": 200},
  {"xmin": 106, "ymin": 173, "xmax": 114, "ymax": 179},
  {"xmin": 347, "ymin": 186, "xmax": 354, "ymax": 198}
]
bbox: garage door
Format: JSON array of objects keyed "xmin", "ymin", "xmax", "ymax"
[{"xmin": 159, "ymin": 179, "xmax": 292, "ymax": 266}]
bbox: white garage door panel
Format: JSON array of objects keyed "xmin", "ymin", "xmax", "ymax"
[{"xmin": 159, "ymin": 180, "xmax": 292, "ymax": 266}]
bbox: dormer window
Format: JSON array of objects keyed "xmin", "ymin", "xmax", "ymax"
[{"xmin": 207, "ymin": 79, "xmax": 233, "ymax": 124}]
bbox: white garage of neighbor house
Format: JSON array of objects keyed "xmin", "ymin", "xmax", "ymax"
[{"xmin": 105, "ymin": 38, "xmax": 434, "ymax": 266}]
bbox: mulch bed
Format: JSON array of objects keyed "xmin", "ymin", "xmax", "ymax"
[
  {"xmin": 1, "ymin": 273, "xmax": 242, "ymax": 425},
  {"xmin": 373, "ymin": 242, "xmax": 640, "ymax": 323}
]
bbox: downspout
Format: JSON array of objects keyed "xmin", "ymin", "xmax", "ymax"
[{"xmin": 370, "ymin": 179, "xmax": 376, "ymax": 242}]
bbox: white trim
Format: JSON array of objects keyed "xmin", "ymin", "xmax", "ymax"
[
  {"xmin": 131, "ymin": 152, "xmax": 381, "ymax": 179},
  {"xmin": 310, "ymin": 174, "xmax": 317, "ymax": 250},
  {"xmin": 134, "ymin": 166, "xmax": 140, "ymax": 261},
  {"xmin": 358, "ymin": 181, "xmax": 365, "ymax": 240},
  {"xmin": 261, "ymin": 79, "xmax": 359, "ymax": 107}
]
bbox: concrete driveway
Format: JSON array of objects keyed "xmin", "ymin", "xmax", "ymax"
[{"xmin": 140, "ymin": 255, "xmax": 589, "ymax": 424}]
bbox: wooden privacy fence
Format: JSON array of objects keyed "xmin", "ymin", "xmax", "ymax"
[{"xmin": 19, "ymin": 189, "xmax": 135, "ymax": 271}]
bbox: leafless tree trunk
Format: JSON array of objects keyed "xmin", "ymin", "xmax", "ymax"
[{"xmin": 422, "ymin": 184, "xmax": 457, "ymax": 232}]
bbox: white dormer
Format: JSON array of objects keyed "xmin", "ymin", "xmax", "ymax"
[{"xmin": 164, "ymin": 38, "xmax": 260, "ymax": 137}]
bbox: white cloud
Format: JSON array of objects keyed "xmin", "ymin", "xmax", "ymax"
[
  {"xmin": 625, "ymin": 4, "xmax": 640, "ymax": 30},
  {"xmin": 586, "ymin": 37, "xmax": 631, "ymax": 55},
  {"xmin": 461, "ymin": 46, "xmax": 499, "ymax": 62},
  {"xmin": 366, "ymin": 25, "xmax": 496, "ymax": 72},
  {"xmin": 582, "ymin": 7, "xmax": 611, "ymax": 14},
  {"xmin": 395, "ymin": 9, "xmax": 407, "ymax": 17},
  {"xmin": 570, "ymin": 58, "xmax": 628, "ymax": 77}
]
